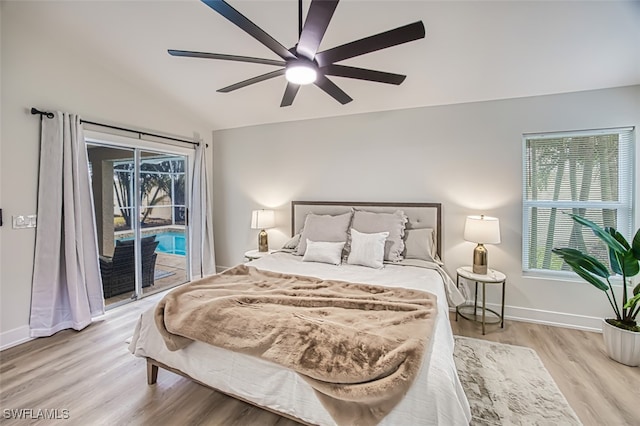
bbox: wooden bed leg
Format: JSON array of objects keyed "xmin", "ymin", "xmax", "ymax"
[{"xmin": 147, "ymin": 359, "xmax": 158, "ymax": 385}]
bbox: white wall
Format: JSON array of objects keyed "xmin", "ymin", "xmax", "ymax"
[
  {"xmin": 2, "ymin": 0, "xmax": 638, "ymax": 349},
  {"xmin": 213, "ymin": 85, "xmax": 640, "ymax": 331},
  {"xmin": 0, "ymin": 2, "xmax": 213, "ymax": 348}
]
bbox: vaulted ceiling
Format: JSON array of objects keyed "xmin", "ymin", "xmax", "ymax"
[{"xmin": 17, "ymin": 0, "xmax": 640, "ymax": 130}]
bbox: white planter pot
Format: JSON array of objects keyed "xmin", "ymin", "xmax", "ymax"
[{"xmin": 601, "ymin": 319, "xmax": 640, "ymax": 367}]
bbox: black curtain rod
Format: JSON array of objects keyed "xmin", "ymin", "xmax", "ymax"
[
  {"xmin": 30, "ymin": 107, "xmax": 202, "ymax": 147},
  {"xmin": 31, "ymin": 107, "xmax": 54, "ymax": 119}
]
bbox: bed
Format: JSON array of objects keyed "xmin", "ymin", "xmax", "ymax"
[{"xmin": 129, "ymin": 201, "xmax": 472, "ymax": 425}]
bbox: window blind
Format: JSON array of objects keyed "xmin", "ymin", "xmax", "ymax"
[{"xmin": 522, "ymin": 127, "xmax": 635, "ymax": 273}]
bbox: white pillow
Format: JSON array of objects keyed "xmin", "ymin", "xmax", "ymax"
[
  {"xmin": 347, "ymin": 229, "xmax": 389, "ymax": 269},
  {"xmin": 302, "ymin": 240, "xmax": 345, "ymax": 265}
]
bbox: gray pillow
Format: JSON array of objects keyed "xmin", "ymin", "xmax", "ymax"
[
  {"xmin": 351, "ymin": 210, "xmax": 408, "ymax": 262},
  {"xmin": 282, "ymin": 233, "xmax": 301, "ymax": 250},
  {"xmin": 404, "ymin": 228, "xmax": 439, "ymax": 263},
  {"xmin": 295, "ymin": 212, "xmax": 353, "ymax": 256}
]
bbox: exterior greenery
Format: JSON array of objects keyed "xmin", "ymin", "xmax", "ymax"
[
  {"xmin": 552, "ymin": 214, "xmax": 640, "ymax": 332},
  {"xmin": 113, "ymin": 157, "xmax": 186, "ymax": 230}
]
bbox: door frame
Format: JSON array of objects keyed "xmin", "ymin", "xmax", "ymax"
[{"xmin": 85, "ymin": 130, "xmax": 195, "ymax": 308}]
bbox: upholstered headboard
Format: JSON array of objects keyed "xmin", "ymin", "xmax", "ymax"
[{"xmin": 291, "ymin": 201, "xmax": 442, "ymax": 259}]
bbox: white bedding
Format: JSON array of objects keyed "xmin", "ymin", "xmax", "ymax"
[{"xmin": 129, "ymin": 252, "xmax": 471, "ymax": 425}]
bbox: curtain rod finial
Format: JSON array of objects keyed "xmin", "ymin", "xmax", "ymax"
[{"xmin": 31, "ymin": 107, "xmax": 54, "ymax": 119}]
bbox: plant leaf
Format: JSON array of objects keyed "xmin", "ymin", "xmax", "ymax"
[
  {"xmin": 623, "ymin": 293, "xmax": 640, "ymax": 310},
  {"xmin": 634, "ymin": 283, "xmax": 640, "ymax": 296},
  {"xmin": 606, "ymin": 227, "xmax": 630, "ymax": 250},
  {"xmin": 606, "ymin": 228, "xmax": 639, "ymax": 277},
  {"xmin": 569, "ymin": 214, "xmax": 627, "ymax": 254},
  {"xmin": 620, "ymin": 250, "xmax": 640, "ymax": 277},
  {"xmin": 567, "ymin": 260, "xmax": 610, "ymax": 291},
  {"xmin": 633, "ymin": 228, "xmax": 640, "ymax": 261},
  {"xmin": 552, "ymin": 248, "xmax": 610, "ymax": 291},
  {"xmin": 552, "ymin": 248, "xmax": 610, "ymax": 278},
  {"xmin": 607, "ymin": 228, "xmax": 623, "ymax": 275}
]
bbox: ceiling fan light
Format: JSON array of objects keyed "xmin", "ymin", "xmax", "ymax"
[{"xmin": 285, "ymin": 64, "xmax": 317, "ymax": 85}]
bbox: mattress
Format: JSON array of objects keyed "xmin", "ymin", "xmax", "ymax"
[{"xmin": 129, "ymin": 252, "xmax": 471, "ymax": 425}]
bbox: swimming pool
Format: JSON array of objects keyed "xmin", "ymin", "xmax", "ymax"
[
  {"xmin": 155, "ymin": 232, "xmax": 186, "ymax": 256},
  {"xmin": 118, "ymin": 232, "xmax": 186, "ymax": 256}
]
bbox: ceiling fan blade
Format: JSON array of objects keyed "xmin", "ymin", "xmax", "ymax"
[
  {"xmin": 168, "ymin": 50, "xmax": 286, "ymax": 67},
  {"xmin": 315, "ymin": 21, "xmax": 425, "ymax": 67},
  {"xmin": 321, "ymin": 64, "xmax": 406, "ymax": 85},
  {"xmin": 296, "ymin": 0, "xmax": 339, "ymax": 60},
  {"xmin": 217, "ymin": 69, "xmax": 285, "ymax": 93},
  {"xmin": 314, "ymin": 74, "xmax": 352, "ymax": 104},
  {"xmin": 201, "ymin": 0, "xmax": 296, "ymax": 61},
  {"xmin": 280, "ymin": 83, "xmax": 301, "ymax": 107}
]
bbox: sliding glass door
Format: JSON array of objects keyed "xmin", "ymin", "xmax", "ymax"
[
  {"xmin": 138, "ymin": 151, "xmax": 188, "ymax": 298},
  {"xmin": 87, "ymin": 141, "xmax": 190, "ymax": 308}
]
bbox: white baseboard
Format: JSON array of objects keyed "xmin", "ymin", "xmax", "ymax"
[
  {"xmin": 504, "ymin": 304, "xmax": 603, "ymax": 332},
  {"xmin": 216, "ymin": 265, "xmax": 231, "ymax": 273},
  {"xmin": 451, "ymin": 303, "xmax": 603, "ymax": 333},
  {"xmin": 0, "ymin": 326, "xmax": 34, "ymax": 351}
]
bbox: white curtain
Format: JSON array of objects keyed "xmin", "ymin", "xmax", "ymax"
[
  {"xmin": 190, "ymin": 142, "xmax": 216, "ymax": 278},
  {"xmin": 29, "ymin": 112, "xmax": 104, "ymax": 337}
]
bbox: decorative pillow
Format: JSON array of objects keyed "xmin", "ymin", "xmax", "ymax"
[
  {"xmin": 404, "ymin": 228, "xmax": 440, "ymax": 263},
  {"xmin": 302, "ymin": 240, "xmax": 345, "ymax": 265},
  {"xmin": 351, "ymin": 210, "xmax": 408, "ymax": 262},
  {"xmin": 295, "ymin": 212, "xmax": 353, "ymax": 256},
  {"xmin": 347, "ymin": 229, "xmax": 389, "ymax": 269},
  {"xmin": 282, "ymin": 233, "xmax": 301, "ymax": 250}
]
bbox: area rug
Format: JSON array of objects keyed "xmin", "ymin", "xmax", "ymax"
[{"xmin": 454, "ymin": 336, "xmax": 582, "ymax": 425}]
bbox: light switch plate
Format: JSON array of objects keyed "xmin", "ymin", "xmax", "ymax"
[{"xmin": 13, "ymin": 214, "xmax": 37, "ymax": 229}]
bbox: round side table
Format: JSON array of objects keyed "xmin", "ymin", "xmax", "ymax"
[
  {"xmin": 455, "ymin": 266, "xmax": 506, "ymax": 335},
  {"xmin": 244, "ymin": 249, "xmax": 274, "ymax": 261}
]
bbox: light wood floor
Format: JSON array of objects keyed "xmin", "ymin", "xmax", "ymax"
[{"xmin": 1, "ymin": 294, "xmax": 638, "ymax": 425}]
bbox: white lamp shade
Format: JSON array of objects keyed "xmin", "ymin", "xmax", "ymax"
[
  {"xmin": 251, "ymin": 209, "xmax": 275, "ymax": 229},
  {"xmin": 464, "ymin": 215, "xmax": 501, "ymax": 244}
]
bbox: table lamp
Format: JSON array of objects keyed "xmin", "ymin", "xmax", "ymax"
[
  {"xmin": 251, "ymin": 209, "xmax": 275, "ymax": 252},
  {"xmin": 464, "ymin": 215, "xmax": 501, "ymax": 274}
]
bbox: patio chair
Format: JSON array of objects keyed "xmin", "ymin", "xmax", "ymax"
[{"xmin": 99, "ymin": 236, "xmax": 159, "ymax": 298}]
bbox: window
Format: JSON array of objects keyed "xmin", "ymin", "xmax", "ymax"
[{"xmin": 523, "ymin": 127, "xmax": 635, "ymax": 274}]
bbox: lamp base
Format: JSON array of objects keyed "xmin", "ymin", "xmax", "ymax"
[
  {"xmin": 258, "ymin": 229, "xmax": 269, "ymax": 252},
  {"xmin": 472, "ymin": 243, "xmax": 488, "ymax": 275}
]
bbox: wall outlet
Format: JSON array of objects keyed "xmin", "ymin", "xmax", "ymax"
[{"xmin": 13, "ymin": 214, "xmax": 37, "ymax": 229}]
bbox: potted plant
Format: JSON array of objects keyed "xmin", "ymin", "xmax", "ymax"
[{"xmin": 552, "ymin": 214, "xmax": 640, "ymax": 367}]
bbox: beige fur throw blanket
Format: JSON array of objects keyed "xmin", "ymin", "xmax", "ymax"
[{"xmin": 154, "ymin": 265, "xmax": 437, "ymax": 426}]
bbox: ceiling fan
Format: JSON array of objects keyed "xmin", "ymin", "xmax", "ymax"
[{"xmin": 169, "ymin": 0, "xmax": 425, "ymax": 107}]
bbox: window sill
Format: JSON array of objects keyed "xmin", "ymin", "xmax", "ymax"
[{"xmin": 522, "ymin": 269, "xmax": 625, "ymax": 286}]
